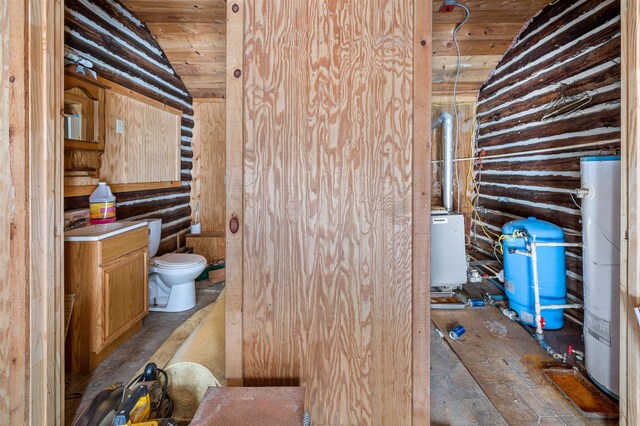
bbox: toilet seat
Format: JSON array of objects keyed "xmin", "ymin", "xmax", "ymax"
[{"xmin": 151, "ymin": 253, "xmax": 206, "ymax": 270}]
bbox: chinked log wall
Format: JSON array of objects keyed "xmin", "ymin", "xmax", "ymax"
[
  {"xmin": 472, "ymin": 0, "xmax": 621, "ymax": 316},
  {"xmin": 64, "ymin": 0, "xmax": 194, "ymax": 254}
]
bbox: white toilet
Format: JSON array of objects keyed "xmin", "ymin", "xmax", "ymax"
[{"xmin": 147, "ymin": 218, "xmax": 207, "ymax": 312}]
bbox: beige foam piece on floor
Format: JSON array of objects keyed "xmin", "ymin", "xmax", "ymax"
[
  {"xmin": 165, "ymin": 289, "xmax": 226, "ymax": 422},
  {"xmin": 135, "ymin": 295, "xmax": 218, "ymax": 377}
]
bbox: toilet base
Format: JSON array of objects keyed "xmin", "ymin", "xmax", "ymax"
[{"xmin": 148, "ymin": 280, "xmax": 196, "ymax": 313}]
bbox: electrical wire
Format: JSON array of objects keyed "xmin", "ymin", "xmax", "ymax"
[{"xmin": 452, "ymin": 2, "xmax": 470, "ymax": 212}]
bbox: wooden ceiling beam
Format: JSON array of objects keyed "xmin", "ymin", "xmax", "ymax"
[
  {"xmin": 130, "ymin": 13, "xmax": 226, "ymax": 24},
  {"xmin": 432, "ymin": 22, "xmax": 525, "ymax": 40},
  {"xmin": 146, "ymin": 22, "xmax": 225, "ymax": 35},
  {"xmin": 433, "ymin": 9, "xmax": 541, "ymax": 24},
  {"xmin": 433, "ymin": 38, "xmax": 512, "ymax": 56},
  {"xmin": 432, "ymin": 55, "xmax": 502, "ymax": 69}
]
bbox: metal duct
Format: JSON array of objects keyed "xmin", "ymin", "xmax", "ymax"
[{"xmin": 432, "ymin": 112, "xmax": 454, "ymax": 211}]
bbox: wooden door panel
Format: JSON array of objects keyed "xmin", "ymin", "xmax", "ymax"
[{"xmin": 102, "ymin": 248, "xmax": 148, "ymax": 345}]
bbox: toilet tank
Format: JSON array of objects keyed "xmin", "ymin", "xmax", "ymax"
[{"xmin": 147, "ymin": 218, "xmax": 162, "ymax": 257}]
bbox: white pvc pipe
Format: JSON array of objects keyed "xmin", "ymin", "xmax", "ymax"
[
  {"xmin": 540, "ymin": 303, "xmax": 584, "ymax": 310},
  {"xmin": 530, "ymin": 243, "xmax": 544, "ymax": 336},
  {"xmin": 529, "ymin": 241, "xmax": 583, "ymax": 338}
]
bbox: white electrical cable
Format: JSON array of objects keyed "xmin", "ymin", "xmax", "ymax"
[{"xmin": 452, "ymin": 2, "xmax": 471, "ymax": 211}]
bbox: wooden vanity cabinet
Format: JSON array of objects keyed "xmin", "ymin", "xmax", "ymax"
[{"xmin": 65, "ymin": 226, "xmax": 149, "ymax": 373}]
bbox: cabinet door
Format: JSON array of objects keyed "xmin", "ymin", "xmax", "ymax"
[{"xmin": 101, "ymin": 248, "xmax": 148, "ymax": 346}]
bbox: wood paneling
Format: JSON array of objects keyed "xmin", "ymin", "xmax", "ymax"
[
  {"xmin": 124, "ymin": 0, "xmax": 548, "ymax": 101},
  {"xmin": 1, "ymin": 0, "xmax": 64, "ymax": 422},
  {"xmin": 471, "ymin": 0, "xmax": 621, "ymax": 314},
  {"xmin": 121, "ymin": 1, "xmax": 227, "ymax": 98},
  {"xmin": 185, "ymin": 233, "xmax": 225, "ymax": 263},
  {"xmin": 191, "ymin": 100, "xmax": 225, "ymax": 232},
  {"xmin": 431, "ymin": 0, "xmax": 548, "ymax": 99},
  {"xmin": 233, "ymin": 1, "xmax": 428, "ymax": 424},
  {"xmin": 100, "ymin": 89, "xmax": 181, "ymax": 184},
  {"xmin": 620, "ymin": 0, "xmax": 640, "ymax": 423}
]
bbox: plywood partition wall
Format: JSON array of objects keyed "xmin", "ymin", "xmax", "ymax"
[
  {"xmin": 620, "ymin": 0, "xmax": 640, "ymax": 423},
  {"xmin": 100, "ymin": 90, "xmax": 182, "ymax": 184},
  {"xmin": 191, "ymin": 100, "xmax": 226, "ymax": 232},
  {"xmin": 226, "ymin": 1, "xmax": 431, "ymax": 424}
]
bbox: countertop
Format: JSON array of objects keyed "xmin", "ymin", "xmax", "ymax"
[{"xmin": 64, "ymin": 220, "xmax": 147, "ymax": 242}]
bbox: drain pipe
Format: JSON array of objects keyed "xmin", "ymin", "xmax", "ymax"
[{"xmin": 432, "ymin": 112, "xmax": 454, "ymax": 212}]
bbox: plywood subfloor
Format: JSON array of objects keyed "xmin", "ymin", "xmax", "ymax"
[
  {"xmin": 65, "ymin": 284, "xmax": 223, "ymax": 425},
  {"xmin": 431, "ymin": 322, "xmax": 507, "ymax": 425},
  {"xmin": 431, "ymin": 307, "xmax": 618, "ymax": 425}
]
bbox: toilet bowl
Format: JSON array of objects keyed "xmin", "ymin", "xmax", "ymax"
[{"xmin": 146, "ymin": 218, "xmax": 207, "ymax": 312}]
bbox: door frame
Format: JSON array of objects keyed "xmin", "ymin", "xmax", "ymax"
[{"xmin": 1, "ymin": 0, "xmax": 65, "ymax": 423}]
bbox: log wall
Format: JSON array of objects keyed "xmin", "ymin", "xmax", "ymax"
[
  {"xmin": 64, "ymin": 0, "xmax": 194, "ymax": 253},
  {"xmin": 472, "ymin": 0, "xmax": 621, "ymax": 311}
]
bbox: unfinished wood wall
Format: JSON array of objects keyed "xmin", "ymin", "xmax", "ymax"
[
  {"xmin": 431, "ymin": 0, "xmax": 549, "ymax": 98},
  {"xmin": 432, "ymin": 101, "xmax": 476, "ymax": 236},
  {"xmin": 230, "ymin": 1, "xmax": 430, "ymax": 424},
  {"xmin": 1, "ymin": 0, "xmax": 64, "ymax": 423},
  {"xmin": 471, "ymin": 0, "xmax": 621, "ymax": 313},
  {"xmin": 190, "ymin": 100, "xmax": 226, "ymax": 232},
  {"xmin": 100, "ymin": 90, "xmax": 181, "ymax": 184},
  {"xmin": 64, "ymin": 0, "xmax": 195, "ymax": 253}
]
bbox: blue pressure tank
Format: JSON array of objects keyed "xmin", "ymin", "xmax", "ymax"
[{"xmin": 502, "ymin": 217, "xmax": 567, "ymax": 330}]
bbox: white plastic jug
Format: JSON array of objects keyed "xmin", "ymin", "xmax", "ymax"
[{"xmin": 89, "ymin": 182, "xmax": 116, "ymax": 224}]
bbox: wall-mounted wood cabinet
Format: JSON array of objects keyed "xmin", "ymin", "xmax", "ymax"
[
  {"xmin": 65, "ymin": 225, "xmax": 148, "ymax": 373},
  {"xmin": 64, "ymin": 73, "xmax": 107, "ymax": 151}
]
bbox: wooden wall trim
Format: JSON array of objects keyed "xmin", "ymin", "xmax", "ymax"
[
  {"xmin": 413, "ymin": 0, "xmax": 431, "ymax": 423},
  {"xmin": 192, "ymin": 97, "xmax": 226, "ymax": 103},
  {"xmin": 620, "ymin": 0, "xmax": 640, "ymax": 423},
  {"xmin": 64, "ymin": 181, "xmax": 182, "ymax": 197},
  {"xmin": 30, "ymin": 0, "xmax": 65, "ymax": 422},
  {"xmin": 224, "ymin": 0, "xmax": 244, "ymax": 386},
  {"xmin": 1, "ymin": 0, "xmax": 64, "ymax": 423}
]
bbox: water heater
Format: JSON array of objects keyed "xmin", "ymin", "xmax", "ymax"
[{"xmin": 581, "ymin": 156, "xmax": 620, "ymax": 397}]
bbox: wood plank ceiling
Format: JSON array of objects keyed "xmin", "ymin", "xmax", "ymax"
[
  {"xmin": 119, "ymin": 0, "xmax": 226, "ymax": 99},
  {"xmin": 119, "ymin": 0, "xmax": 548, "ymax": 100},
  {"xmin": 432, "ymin": 0, "xmax": 550, "ymax": 100}
]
